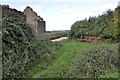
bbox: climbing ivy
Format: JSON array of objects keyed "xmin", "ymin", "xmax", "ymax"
[{"xmin": 2, "ymin": 17, "xmax": 59, "ymax": 78}]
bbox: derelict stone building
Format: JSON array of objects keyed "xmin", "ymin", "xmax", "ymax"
[
  {"xmin": 1, "ymin": 5, "xmax": 46, "ymax": 40},
  {"xmin": 24, "ymin": 6, "xmax": 46, "ymax": 40}
]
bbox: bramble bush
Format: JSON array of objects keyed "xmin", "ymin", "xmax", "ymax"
[{"xmin": 71, "ymin": 44, "xmax": 118, "ymax": 78}]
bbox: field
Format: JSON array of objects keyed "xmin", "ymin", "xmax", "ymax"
[{"xmin": 26, "ymin": 40, "xmax": 118, "ymax": 78}]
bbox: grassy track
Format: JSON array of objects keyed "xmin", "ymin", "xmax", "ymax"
[
  {"xmin": 30, "ymin": 40, "xmax": 93, "ymax": 78},
  {"xmin": 26, "ymin": 40, "xmax": 118, "ymax": 78}
]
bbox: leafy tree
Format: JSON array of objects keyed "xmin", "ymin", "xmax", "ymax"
[{"xmin": 69, "ymin": 7, "xmax": 119, "ymax": 42}]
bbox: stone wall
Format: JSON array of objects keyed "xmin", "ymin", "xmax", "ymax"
[
  {"xmin": 37, "ymin": 21, "xmax": 46, "ymax": 39},
  {"xmin": 1, "ymin": 5, "xmax": 46, "ymax": 40},
  {"xmin": 23, "ymin": 6, "xmax": 46, "ymax": 40},
  {"xmin": 1, "ymin": 5, "xmax": 26, "ymax": 21}
]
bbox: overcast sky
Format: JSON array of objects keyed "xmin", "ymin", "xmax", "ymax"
[{"xmin": 0, "ymin": 0, "xmax": 119, "ymax": 31}]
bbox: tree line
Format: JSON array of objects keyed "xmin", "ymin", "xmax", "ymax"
[{"xmin": 69, "ymin": 6, "xmax": 120, "ymax": 42}]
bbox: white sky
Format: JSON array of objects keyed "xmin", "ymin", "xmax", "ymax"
[{"xmin": 0, "ymin": 0, "xmax": 119, "ymax": 31}]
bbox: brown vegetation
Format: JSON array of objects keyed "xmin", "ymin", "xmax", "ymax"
[{"xmin": 80, "ymin": 36, "xmax": 100, "ymax": 42}]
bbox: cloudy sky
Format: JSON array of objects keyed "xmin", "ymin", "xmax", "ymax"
[{"xmin": 0, "ymin": 0, "xmax": 119, "ymax": 31}]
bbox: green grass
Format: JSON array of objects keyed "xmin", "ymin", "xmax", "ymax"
[
  {"xmin": 26, "ymin": 40, "xmax": 118, "ymax": 78},
  {"xmin": 28, "ymin": 40, "xmax": 93, "ymax": 78}
]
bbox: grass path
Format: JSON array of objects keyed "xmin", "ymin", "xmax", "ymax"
[
  {"xmin": 27, "ymin": 40, "xmax": 93, "ymax": 78},
  {"xmin": 25, "ymin": 40, "xmax": 118, "ymax": 78}
]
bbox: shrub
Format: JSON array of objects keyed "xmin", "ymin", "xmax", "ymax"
[
  {"xmin": 67, "ymin": 43, "xmax": 118, "ymax": 78},
  {"xmin": 79, "ymin": 44, "xmax": 118, "ymax": 78}
]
